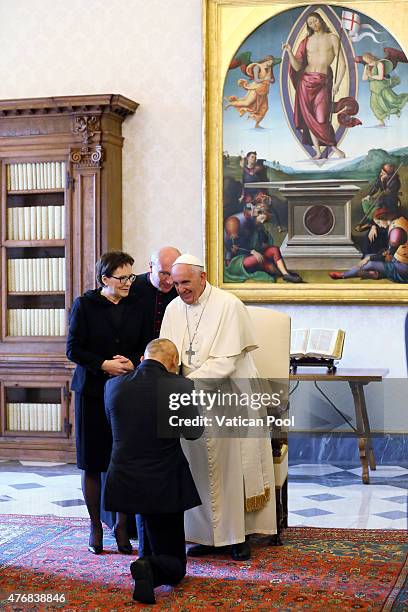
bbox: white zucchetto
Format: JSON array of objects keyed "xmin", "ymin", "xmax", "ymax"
[{"xmin": 172, "ymin": 254, "xmax": 204, "ymax": 268}]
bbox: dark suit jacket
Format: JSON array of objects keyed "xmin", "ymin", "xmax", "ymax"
[
  {"xmin": 66, "ymin": 289, "xmax": 147, "ymax": 398},
  {"xmin": 103, "ymin": 359, "xmax": 202, "ymax": 514}
]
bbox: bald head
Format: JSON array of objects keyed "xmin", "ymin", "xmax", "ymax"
[
  {"xmin": 144, "ymin": 338, "xmax": 179, "ymax": 372},
  {"xmin": 149, "ymin": 246, "xmax": 181, "ymax": 293}
]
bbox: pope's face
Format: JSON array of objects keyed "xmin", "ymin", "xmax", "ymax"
[{"xmin": 171, "ymin": 264, "xmax": 206, "ymax": 305}]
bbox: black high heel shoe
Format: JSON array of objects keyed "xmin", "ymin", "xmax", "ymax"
[
  {"xmin": 113, "ymin": 525, "xmax": 133, "ymax": 555},
  {"xmin": 88, "ymin": 524, "xmax": 103, "ymax": 554}
]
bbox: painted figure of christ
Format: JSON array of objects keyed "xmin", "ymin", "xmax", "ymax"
[{"xmin": 283, "ymin": 11, "xmax": 346, "ymax": 158}]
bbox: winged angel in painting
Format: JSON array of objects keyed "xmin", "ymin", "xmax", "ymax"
[{"xmin": 225, "ymin": 54, "xmax": 281, "ymax": 128}]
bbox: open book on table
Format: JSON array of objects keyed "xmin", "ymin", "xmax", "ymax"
[{"xmin": 290, "ymin": 328, "xmax": 345, "ymax": 360}]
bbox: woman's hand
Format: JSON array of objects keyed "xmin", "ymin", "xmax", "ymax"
[
  {"xmin": 113, "ymin": 355, "xmax": 135, "ymax": 371},
  {"xmin": 101, "ymin": 357, "xmax": 133, "ymax": 376}
]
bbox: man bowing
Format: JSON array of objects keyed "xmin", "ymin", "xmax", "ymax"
[{"xmin": 160, "ymin": 253, "xmax": 276, "ymax": 561}]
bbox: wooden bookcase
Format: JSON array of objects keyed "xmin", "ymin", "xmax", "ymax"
[{"xmin": 0, "ymin": 94, "xmax": 138, "ymax": 462}]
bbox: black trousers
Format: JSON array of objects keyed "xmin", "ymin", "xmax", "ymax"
[{"xmin": 137, "ymin": 512, "xmax": 186, "ymax": 587}]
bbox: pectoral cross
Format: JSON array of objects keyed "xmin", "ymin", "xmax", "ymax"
[{"xmin": 186, "ymin": 343, "xmax": 196, "ymax": 365}]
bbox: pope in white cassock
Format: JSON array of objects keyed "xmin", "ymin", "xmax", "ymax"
[{"xmin": 160, "ymin": 254, "xmax": 276, "ymax": 561}]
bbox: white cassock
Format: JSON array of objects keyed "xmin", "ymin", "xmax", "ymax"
[{"xmin": 160, "ymin": 282, "xmax": 276, "ymax": 546}]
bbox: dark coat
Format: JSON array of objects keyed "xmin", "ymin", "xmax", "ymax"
[
  {"xmin": 129, "ymin": 272, "xmax": 177, "ymax": 342},
  {"xmin": 103, "ymin": 359, "xmax": 202, "ymax": 514},
  {"xmin": 66, "ymin": 289, "xmax": 147, "ymax": 398}
]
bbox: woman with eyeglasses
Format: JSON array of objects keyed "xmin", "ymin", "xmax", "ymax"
[{"xmin": 67, "ymin": 251, "xmax": 146, "ymax": 555}]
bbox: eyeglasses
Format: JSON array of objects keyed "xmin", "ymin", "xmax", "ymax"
[{"xmin": 109, "ymin": 273, "xmax": 137, "ymax": 285}]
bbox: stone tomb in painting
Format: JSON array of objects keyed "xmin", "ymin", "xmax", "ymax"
[{"xmin": 247, "ymin": 179, "xmax": 368, "ymax": 270}]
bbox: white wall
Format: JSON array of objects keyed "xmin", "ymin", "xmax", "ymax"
[{"xmin": 0, "ymin": 0, "xmax": 406, "ymax": 376}]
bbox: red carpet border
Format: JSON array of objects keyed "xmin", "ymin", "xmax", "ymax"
[{"xmin": 0, "ymin": 514, "xmax": 407, "ymax": 610}]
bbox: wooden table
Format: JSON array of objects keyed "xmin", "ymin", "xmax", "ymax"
[{"xmin": 289, "ymin": 368, "xmax": 388, "ymax": 484}]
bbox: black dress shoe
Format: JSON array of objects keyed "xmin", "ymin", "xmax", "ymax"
[
  {"xmin": 187, "ymin": 544, "xmax": 227, "ymax": 557},
  {"xmin": 88, "ymin": 525, "xmax": 103, "ymax": 554},
  {"xmin": 130, "ymin": 559, "xmax": 155, "ymax": 604},
  {"xmin": 113, "ymin": 526, "xmax": 133, "ymax": 555},
  {"xmin": 269, "ymin": 533, "xmax": 283, "ymax": 546},
  {"xmin": 88, "ymin": 543, "xmax": 103, "ymax": 554},
  {"xmin": 231, "ymin": 541, "xmax": 251, "ymax": 561}
]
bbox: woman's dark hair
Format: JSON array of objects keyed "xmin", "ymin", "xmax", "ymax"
[
  {"xmin": 96, "ymin": 251, "xmax": 134, "ymax": 287},
  {"xmin": 306, "ymin": 12, "xmax": 331, "ymax": 36}
]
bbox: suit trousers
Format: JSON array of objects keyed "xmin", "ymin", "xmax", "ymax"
[{"xmin": 138, "ymin": 511, "xmax": 186, "ymax": 587}]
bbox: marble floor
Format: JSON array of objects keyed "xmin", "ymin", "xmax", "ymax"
[{"xmin": 0, "ymin": 460, "xmax": 407, "ymax": 530}]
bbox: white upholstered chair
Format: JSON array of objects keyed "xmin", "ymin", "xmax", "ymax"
[{"xmin": 246, "ymin": 306, "xmax": 291, "ymax": 542}]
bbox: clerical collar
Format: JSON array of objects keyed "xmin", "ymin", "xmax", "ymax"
[{"xmin": 190, "ymin": 281, "xmax": 211, "ymax": 307}]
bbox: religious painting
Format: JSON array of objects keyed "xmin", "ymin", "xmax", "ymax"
[{"xmin": 204, "ymin": 0, "xmax": 408, "ymax": 302}]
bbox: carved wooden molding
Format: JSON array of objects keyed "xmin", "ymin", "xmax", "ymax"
[
  {"xmin": 70, "ymin": 145, "xmax": 103, "ymax": 167},
  {"xmin": 70, "ymin": 115, "xmax": 103, "ymax": 167},
  {"xmin": 0, "ymin": 94, "xmax": 138, "ymax": 118},
  {"xmin": 74, "ymin": 115, "xmax": 101, "ymax": 144}
]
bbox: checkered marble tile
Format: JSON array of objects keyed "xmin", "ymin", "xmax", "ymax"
[
  {"xmin": 382, "ymin": 494, "xmax": 408, "ymax": 504},
  {"xmin": 374, "ymin": 510, "xmax": 407, "ymax": 520},
  {"xmin": 289, "ymin": 464, "xmax": 345, "ymax": 477},
  {"xmin": 0, "ymin": 462, "xmax": 87, "ymax": 519},
  {"xmin": 10, "ymin": 482, "xmax": 45, "ymax": 490},
  {"xmin": 51, "ymin": 499, "xmax": 86, "ymax": 508},
  {"xmin": 303, "ymin": 493, "xmax": 345, "ymax": 502},
  {"xmin": 346, "ymin": 465, "xmax": 408, "ymax": 479},
  {"xmin": 0, "ymin": 460, "xmax": 407, "ymax": 530},
  {"xmin": 288, "ymin": 464, "xmax": 408, "ymax": 530},
  {"xmin": 291, "ymin": 507, "xmax": 334, "ymax": 518}
]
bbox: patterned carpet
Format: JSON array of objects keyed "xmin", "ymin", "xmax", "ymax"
[{"xmin": 0, "ymin": 515, "xmax": 407, "ymax": 611}]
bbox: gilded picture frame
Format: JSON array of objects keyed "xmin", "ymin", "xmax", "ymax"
[{"xmin": 204, "ymin": 0, "xmax": 408, "ymax": 302}]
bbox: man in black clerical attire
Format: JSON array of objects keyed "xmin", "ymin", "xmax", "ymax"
[
  {"xmin": 104, "ymin": 339, "xmax": 203, "ymax": 604},
  {"xmin": 124, "ymin": 246, "xmax": 180, "ymax": 548},
  {"xmin": 130, "ymin": 246, "xmax": 180, "ymax": 339}
]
